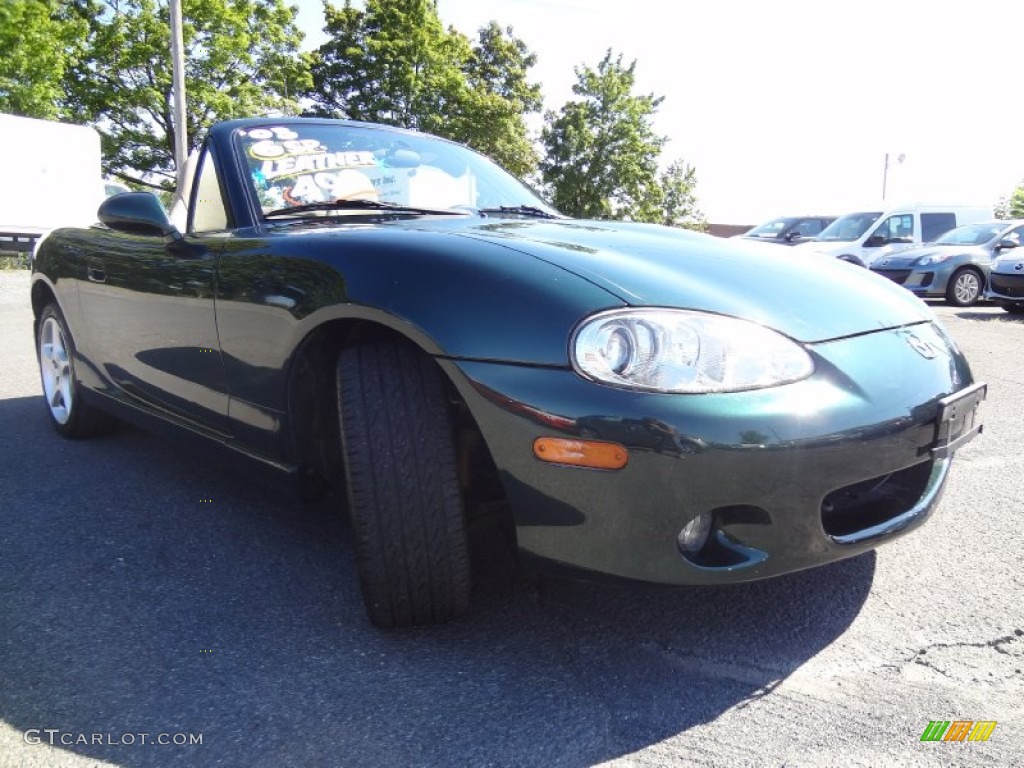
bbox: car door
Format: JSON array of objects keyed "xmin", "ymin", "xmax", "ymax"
[{"xmin": 75, "ymin": 146, "xmax": 231, "ymax": 433}]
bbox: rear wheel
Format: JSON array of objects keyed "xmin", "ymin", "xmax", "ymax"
[
  {"xmin": 37, "ymin": 303, "xmax": 114, "ymax": 438},
  {"xmin": 1001, "ymin": 302, "xmax": 1024, "ymax": 314},
  {"xmin": 946, "ymin": 268, "xmax": 982, "ymax": 306},
  {"xmin": 337, "ymin": 341, "xmax": 471, "ymax": 627}
]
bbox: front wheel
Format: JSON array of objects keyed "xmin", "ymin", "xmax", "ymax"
[
  {"xmin": 946, "ymin": 268, "xmax": 983, "ymax": 306},
  {"xmin": 337, "ymin": 341, "xmax": 471, "ymax": 628},
  {"xmin": 37, "ymin": 303, "xmax": 114, "ymax": 438}
]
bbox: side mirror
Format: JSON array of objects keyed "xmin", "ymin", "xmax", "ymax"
[
  {"xmin": 98, "ymin": 192, "xmax": 182, "ymax": 241},
  {"xmin": 784, "ymin": 230, "xmax": 801, "ymax": 242},
  {"xmin": 995, "ymin": 238, "xmax": 1018, "ymax": 251},
  {"xmin": 864, "ymin": 234, "xmax": 887, "ymax": 247}
]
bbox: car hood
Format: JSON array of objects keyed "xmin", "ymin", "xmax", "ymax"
[
  {"xmin": 992, "ymin": 251, "xmax": 1024, "ymax": 272},
  {"xmin": 447, "ymin": 218, "xmax": 931, "ymax": 343},
  {"xmin": 874, "ymin": 245, "xmax": 986, "ymax": 268}
]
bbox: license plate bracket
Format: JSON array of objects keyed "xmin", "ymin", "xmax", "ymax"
[{"xmin": 930, "ymin": 382, "xmax": 987, "ymax": 459}]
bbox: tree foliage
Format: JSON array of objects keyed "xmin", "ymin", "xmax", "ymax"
[
  {"xmin": 1009, "ymin": 183, "xmax": 1024, "ymax": 219},
  {"xmin": 540, "ymin": 51, "xmax": 667, "ymax": 221},
  {"xmin": 306, "ymin": 1, "xmax": 541, "ymax": 176},
  {"xmin": 995, "ymin": 182, "xmax": 1024, "ymax": 219},
  {"xmin": 0, "ymin": 1, "xmax": 85, "ymax": 119},
  {"xmin": 62, "ymin": 0, "xmax": 310, "ymax": 189},
  {"xmin": 659, "ymin": 159, "xmax": 706, "ymax": 231},
  {"xmin": 462, "ymin": 21, "xmax": 543, "ymax": 175}
]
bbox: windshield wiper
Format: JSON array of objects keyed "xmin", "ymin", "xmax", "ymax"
[
  {"xmin": 264, "ymin": 198, "xmax": 465, "ymax": 219},
  {"xmin": 478, "ymin": 205, "xmax": 560, "ymax": 219}
]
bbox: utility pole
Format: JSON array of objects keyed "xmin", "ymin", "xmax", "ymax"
[
  {"xmin": 882, "ymin": 152, "xmax": 905, "ymax": 201},
  {"xmin": 882, "ymin": 153, "xmax": 889, "ymax": 201},
  {"xmin": 169, "ymin": 0, "xmax": 187, "ymax": 189}
]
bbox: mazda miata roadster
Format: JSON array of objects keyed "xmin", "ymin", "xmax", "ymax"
[{"xmin": 31, "ymin": 118, "xmax": 986, "ymax": 627}]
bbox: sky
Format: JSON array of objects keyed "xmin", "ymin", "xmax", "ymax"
[{"xmin": 290, "ymin": 0, "xmax": 1024, "ymax": 224}]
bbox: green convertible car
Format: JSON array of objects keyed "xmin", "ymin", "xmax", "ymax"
[{"xmin": 32, "ymin": 118, "xmax": 986, "ymax": 627}]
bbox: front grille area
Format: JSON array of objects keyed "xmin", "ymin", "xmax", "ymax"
[
  {"xmin": 990, "ymin": 273, "xmax": 1024, "ymax": 298},
  {"xmin": 873, "ymin": 269, "xmax": 912, "ymax": 284},
  {"xmin": 821, "ymin": 461, "xmax": 933, "ymax": 538}
]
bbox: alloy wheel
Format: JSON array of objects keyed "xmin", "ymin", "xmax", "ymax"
[
  {"xmin": 39, "ymin": 316, "xmax": 73, "ymax": 424},
  {"xmin": 953, "ymin": 272, "xmax": 981, "ymax": 305}
]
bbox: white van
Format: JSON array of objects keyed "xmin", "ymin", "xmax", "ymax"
[{"xmin": 795, "ymin": 203, "xmax": 993, "ymax": 267}]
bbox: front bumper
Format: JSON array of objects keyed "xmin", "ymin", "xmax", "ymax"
[
  {"xmin": 871, "ymin": 265, "xmax": 948, "ymax": 297},
  {"xmin": 443, "ymin": 322, "xmax": 980, "ymax": 585},
  {"xmin": 988, "ymin": 271, "xmax": 1024, "ymax": 301}
]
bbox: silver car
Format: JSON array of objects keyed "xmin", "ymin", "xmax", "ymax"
[
  {"xmin": 869, "ymin": 220, "xmax": 1024, "ymax": 306},
  {"xmin": 987, "ymin": 225, "xmax": 1024, "ymax": 313}
]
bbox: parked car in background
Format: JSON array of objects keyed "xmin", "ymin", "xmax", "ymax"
[
  {"xmin": 31, "ymin": 117, "xmax": 988, "ymax": 627},
  {"xmin": 795, "ymin": 204, "xmax": 993, "ymax": 267},
  {"xmin": 869, "ymin": 221, "xmax": 1024, "ymax": 306},
  {"xmin": 737, "ymin": 215, "xmax": 836, "ymax": 245},
  {"xmin": 985, "ymin": 225, "xmax": 1024, "ymax": 313}
]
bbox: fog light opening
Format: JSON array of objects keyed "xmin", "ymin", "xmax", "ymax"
[{"xmin": 677, "ymin": 512, "xmax": 712, "ymax": 555}]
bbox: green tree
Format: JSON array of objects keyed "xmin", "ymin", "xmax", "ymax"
[
  {"xmin": 1009, "ymin": 183, "xmax": 1024, "ymax": 219},
  {"xmin": 540, "ymin": 51, "xmax": 666, "ymax": 220},
  {"xmin": 307, "ymin": 0, "xmax": 455, "ymax": 127},
  {"xmin": 307, "ymin": 1, "xmax": 541, "ymax": 177},
  {"xmin": 0, "ymin": 1, "xmax": 86, "ymax": 119},
  {"xmin": 659, "ymin": 159, "xmax": 706, "ymax": 231},
  {"xmin": 62, "ymin": 0, "xmax": 310, "ymax": 189},
  {"xmin": 459, "ymin": 21, "xmax": 543, "ymax": 175}
]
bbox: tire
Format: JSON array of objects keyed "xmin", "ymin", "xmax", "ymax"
[
  {"xmin": 946, "ymin": 268, "xmax": 982, "ymax": 307},
  {"xmin": 36, "ymin": 303, "xmax": 114, "ymax": 438},
  {"xmin": 337, "ymin": 341, "xmax": 471, "ymax": 627},
  {"xmin": 1001, "ymin": 303, "xmax": 1024, "ymax": 315}
]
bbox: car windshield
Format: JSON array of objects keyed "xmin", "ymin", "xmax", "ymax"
[
  {"xmin": 746, "ymin": 218, "xmax": 796, "ymax": 237},
  {"xmin": 934, "ymin": 222, "xmax": 1008, "ymax": 246},
  {"xmin": 235, "ymin": 122, "xmax": 558, "ymax": 218},
  {"xmin": 814, "ymin": 212, "xmax": 882, "ymax": 242}
]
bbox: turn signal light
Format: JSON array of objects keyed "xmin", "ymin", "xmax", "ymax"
[{"xmin": 532, "ymin": 437, "xmax": 629, "ymax": 470}]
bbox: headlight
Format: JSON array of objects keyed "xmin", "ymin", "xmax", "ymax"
[
  {"xmin": 572, "ymin": 309, "xmax": 814, "ymax": 393},
  {"xmin": 915, "ymin": 253, "xmax": 952, "ymax": 266}
]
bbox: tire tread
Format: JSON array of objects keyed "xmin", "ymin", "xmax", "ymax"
[{"xmin": 337, "ymin": 342, "xmax": 470, "ymax": 627}]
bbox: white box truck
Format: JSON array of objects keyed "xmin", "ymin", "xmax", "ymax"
[{"xmin": 0, "ymin": 113, "xmax": 105, "ymax": 258}]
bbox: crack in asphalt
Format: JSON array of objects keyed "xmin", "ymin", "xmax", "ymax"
[
  {"xmin": 884, "ymin": 629, "xmax": 1024, "ymax": 679},
  {"xmin": 913, "ymin": 628, "xmax": 1023, "ymax": 658}
]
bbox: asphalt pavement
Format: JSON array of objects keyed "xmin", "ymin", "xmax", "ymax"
[{"xmin": 0, "ymin": 268, "xmax": 1021, "ymax": 767}]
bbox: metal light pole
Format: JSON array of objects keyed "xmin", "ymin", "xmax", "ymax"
[
  {"xmin": 882, "ymin": 153, "xmax": 889, "ymax": 201},
  {"xmin": 882, "ymin": 152, "xmax": 905, "ymax": 201},
  {"xmin": 169, "ymin": 0, "xmax": 187, "ymax": 189}
]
